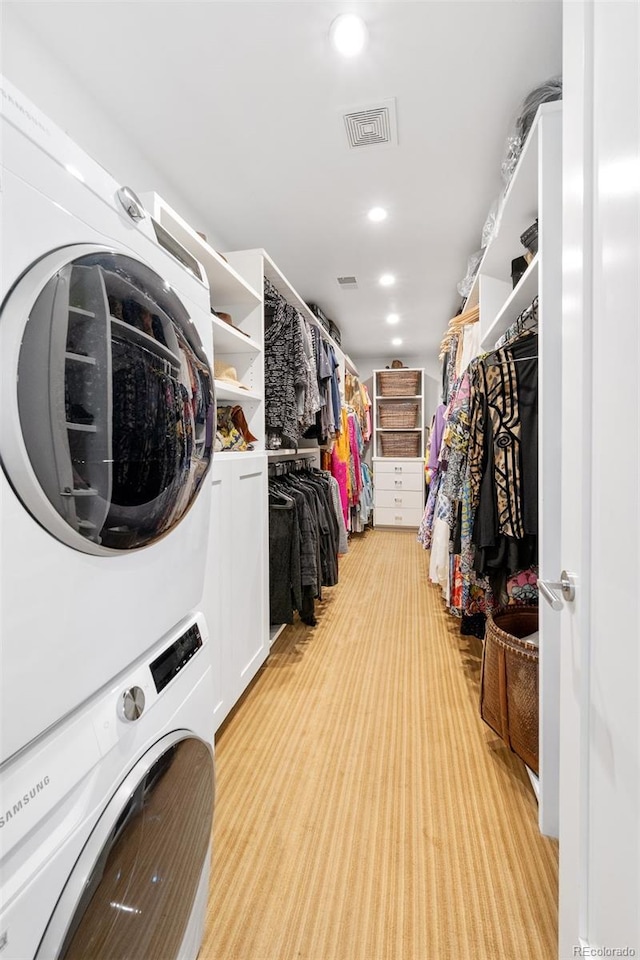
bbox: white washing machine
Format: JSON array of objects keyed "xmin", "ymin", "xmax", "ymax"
[
  {"xmin": 0, "ymin": 613, "xmax": 215, "ymax": 960},
  {"xmin": 0, "ymin": 77, "xmax": 217, "ymax": 764}
]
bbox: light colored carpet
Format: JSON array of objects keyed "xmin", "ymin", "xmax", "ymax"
[{"xmin": 202, "ymin": 529, "xmax": 558, "ymax": 960}]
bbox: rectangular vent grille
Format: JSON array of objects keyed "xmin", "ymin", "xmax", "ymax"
[
  {"xmin": 337, "ymin": 276, "xmax": 358, "ymax": 288},
  {"xmin": 343, "ymin": 99, "xmax": 398, "ymax": 148}
]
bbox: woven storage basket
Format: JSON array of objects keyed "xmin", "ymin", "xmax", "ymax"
[
  {"xmin": 380, "ymin": 431, "xmax": 421, "ymax": 458},
  {"xmin": 480, "ymin": 606, "xmax": 539, "ymax": 775},
  {"xmin": 379, "ymin": 401, "xmax": 419, "ymax": 429},
  {"xmin": 377, "ymin": 369, "xmax": 421, "ymax": 397}
]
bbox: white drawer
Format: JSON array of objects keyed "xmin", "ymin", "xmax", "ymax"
[
  {"xmin": 375, "ymin": 489, "xmax": 424, "ymax": 510},
  {"xmin": 374, "ymin": 472, "xmax": 424, "ymax": 492},
  {"xmin": 374, "ymin": 458, "xmax": 424, "ymax": 476},
  {"xmin": 374, "ymin": 506, "xmax": 423, "ymax": 528}
]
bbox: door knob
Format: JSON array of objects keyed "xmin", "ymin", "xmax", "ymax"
[{"xmin": 539, "ymin": 570, "xmax": 576, "ymax": 610}]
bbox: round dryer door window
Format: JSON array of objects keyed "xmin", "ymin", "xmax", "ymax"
[
  {"xmin": 1, "ymin": 247, "xmax": 214, "ymax": 553},
  {"xmin": 35, "ymin": 733, "xmax": 215, "ymax": 960}
]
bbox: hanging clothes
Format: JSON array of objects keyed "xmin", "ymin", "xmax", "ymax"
[
  {"xmin": 421, "ymin": 302, "xmax": 540, "ymax": 628},
  {"xmin": 268, "ymin": 466, "xmax": 343, "ymax": 627}
]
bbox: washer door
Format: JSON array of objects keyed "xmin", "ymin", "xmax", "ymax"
[
  {"xmin": 0, "ymin": 246, "xmax": 214, "ymax": 554},
  {"xmin": 36, "ymin": 732, "xmax": 214, "ymax": 960}
]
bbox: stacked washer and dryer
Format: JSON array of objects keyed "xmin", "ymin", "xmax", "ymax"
[{"xmin": 0, "ymin": 79, "xmax": 217, "ymax": 959}]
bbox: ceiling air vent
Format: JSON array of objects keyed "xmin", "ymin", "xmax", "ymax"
[
  {"xmin": 337, "ymin": 276, "xmax": 358, "ymax": 289},
  {"xmin": 343, "ymin": 98, "xmax": 398, "ymax": 148}
]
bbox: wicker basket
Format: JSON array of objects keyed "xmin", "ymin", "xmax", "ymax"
[
  {"xmin": 379, "ymin": 401, "xmax": 419, "ymax": 429},
  {"xmin": 380, "ymin": 431, "xmax": 421, "ymax": 458},
  {"xmin": 377, "ymin": 369, "xmax": 421, "ymax": 397},
  {"xmin": 480, "ymin": 607, "xmax": 539, "ymax": 775}
]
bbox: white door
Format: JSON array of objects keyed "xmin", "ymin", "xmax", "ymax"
[{"xmin": 559, "ymin": 1, "xmax": 640, "ymax": 956}]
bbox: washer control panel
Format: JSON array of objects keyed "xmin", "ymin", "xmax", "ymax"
[{"xmin": 149, "ymin": 622, "xmax": 203, "ymax": 694}]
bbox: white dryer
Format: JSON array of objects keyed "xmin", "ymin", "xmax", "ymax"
[
  {"xmin": 0, "ymin": 614, "xmax": 215, "ymax": 960},
  {"xmin": 0, "ymin": 78, "xmax": 216, "ymax": 763}
]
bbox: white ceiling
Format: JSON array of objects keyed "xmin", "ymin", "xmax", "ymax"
[{"xmin": 6, "ymin": 1, "xmax": 562, "ymax": 375}]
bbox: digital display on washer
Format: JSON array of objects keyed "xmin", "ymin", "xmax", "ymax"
[{"xmin": 150, "ymin": 623, "xmax": 203, "ymax": 693}]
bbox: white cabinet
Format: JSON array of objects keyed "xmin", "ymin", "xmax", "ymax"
[
  {"xmin": 373, "ymin": 458, "xmax": 425, "ymax": 527},
  {"xmin": 372, "ymin": 367, "xmax": 426, "ymax": 528},
  {"xmin": 204, "ymin": 454, "xmax": 269, "ymax": 735}
]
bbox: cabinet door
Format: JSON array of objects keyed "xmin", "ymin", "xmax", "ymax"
[
  {"xmin": 230, "ymin": 458, "xmax": 269, "ymax": 704},
  {"xmin": 205, "ymin": 462, "xmax": 233, "ymax": 734}
]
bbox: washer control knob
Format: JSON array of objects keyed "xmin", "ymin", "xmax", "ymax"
[
  {"xmin": 116, "ymin": 186, "xmax": 146, "ymax": 222},
  {"xmin": 120, "ymin": 686, "xmax": 146, "ymax": 722}
]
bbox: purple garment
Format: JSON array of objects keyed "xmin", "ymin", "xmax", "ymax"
[{"xmin": 428, "ymin": 404, "xmax": 447, "ymax": 472}]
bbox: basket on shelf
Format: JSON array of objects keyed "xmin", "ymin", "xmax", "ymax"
[
  {"xmin": 380, "ymin": 431, "xmax": 421, "ymax": 458},
  {"xmin": 480, "ymin": 606, "xmax": 540, "ymax": 775},
  {"xmin": 378, "ymin": 401, "xmax": 419, "ymax": 429},
  {"xmin": 377, "ymin": 369, "xmax": 421, "ymax": 397}
]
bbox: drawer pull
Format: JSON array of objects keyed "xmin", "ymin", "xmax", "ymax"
[
  {"xmin": 394, "ymin": 498, "xmax": 402, "ymax": 504},
  {"xmin": 394, "ymin": 480, "xmax": 403, "ymax": 487},
  {"xmin": 395, "ymin": 515, "xmax": 402, "ymax": 521},
  {"xmin": 394, "ymin": 466, "xmax": 403, "ymax": 473}
]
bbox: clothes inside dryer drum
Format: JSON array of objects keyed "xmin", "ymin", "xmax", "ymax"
[
  {"xmin": 48, "ymin": 737, "xmax": 214, "ymax": 960},
  {"xmin": 13, "ymin": 251, "xmax": 214, "ymax": 552}
]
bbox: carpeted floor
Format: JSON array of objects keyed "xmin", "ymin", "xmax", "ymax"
[{"xmin": 202, "ymin": 529, "xmax": 558, "ymax": 960}]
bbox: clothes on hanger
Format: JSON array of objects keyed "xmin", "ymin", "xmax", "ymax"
[
  {"xmin": 264, "ymin": 278, "xmax": 343, "ymax": 450},
  {"xmin": 268, "ymin": 463, "xmax": 345, "ymax": 627},
  {"xmin": 420, "ymin": 300, "xmax": 540, "ymax": 627}
]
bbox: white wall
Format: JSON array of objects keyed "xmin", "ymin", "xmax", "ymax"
[{"xmin": 1, "ymin": 7, "xmax": 229, "ymax": 251}]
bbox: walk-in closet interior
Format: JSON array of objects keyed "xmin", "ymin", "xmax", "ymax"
[{"xmin": 1, "ymin": 3, "xmax": 639, "ymax": 960}]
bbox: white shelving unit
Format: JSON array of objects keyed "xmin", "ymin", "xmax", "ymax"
[
  {"xmin": 224, "ymin": 248, "xmax": 348, "ymax": 403},
  {"xmin": 372, "ymin": 368, "xmax": 426, "ymax": 528},
  {"xmin": 141, "ymin": 193, "xmax": 265, "ymax": 451},
  {"xmin": 463, "ymin": 102, "xmax": 562, "ymax": 836},
  {"xmin": 465, "ymin": 102, "xmax": 561, "ymax": 348}
]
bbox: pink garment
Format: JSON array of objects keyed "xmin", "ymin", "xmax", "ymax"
[
  {"xmin": 347, "ymin": 414, "xmax": 362, "ymax": 503},
  {"xmin": 331, "ymin": 454, "xmax": 349, "ymax": 526}
]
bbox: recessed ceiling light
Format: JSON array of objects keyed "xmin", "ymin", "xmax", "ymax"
[
  {"xmin": 367, "ymin": 206, "xmax": 387, "ymax": 223},
  {"xmin": 391, "ymin": 337, "xmax": 403, "ymax": 346},
  {"xmin": 386, "ymin": 313, "xmax": 400, "ymax": 325},
  {"xmin": 379, "ymin": 273, "xmax": 395, "ymax": 287},
  {"xmin": 330, "ymin": 14, "xmax": 368, "ymax": 57}
]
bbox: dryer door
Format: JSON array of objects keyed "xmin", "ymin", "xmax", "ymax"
[
  {"xmin": 0, "ymin": 245, "xmax": 214, "ymax": 554},
  {"xmin": 36, "ymin": 732, "xmax": 214, "ymax": 960}
]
